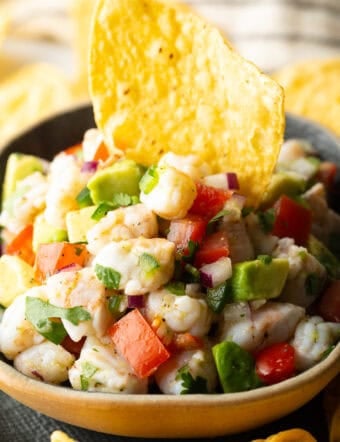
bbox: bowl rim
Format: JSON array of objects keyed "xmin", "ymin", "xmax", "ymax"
[{"xmin": 0, "ymin": 343, "xmax": 339, "ymax": 405}]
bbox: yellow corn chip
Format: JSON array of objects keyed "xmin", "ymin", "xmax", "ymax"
[
  {"xmin": 0, "ymin": 6, "xmax": 9, "ymax": 45},
  {"xmin": 89, "ymin": 0, "xmax": 284, "ymax": 207},
  {"xmin": 252, "ymin": 428, "xmax": 316, "ymax": 442},
  {"xmin": 50, "ymin": 430, "xmax": 76, "ymax": 442},
  {"xmin": 273, "ymin": 59, "xmax": 340, "ymax": 137},
  {"xmin": 0, "ymin": 63, "xmax": 74, "ymax": 148}
]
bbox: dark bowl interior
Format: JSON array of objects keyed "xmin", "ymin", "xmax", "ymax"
[{"xmin": 1, "ymin": 105, "xmax": 340, "ymax": 208}]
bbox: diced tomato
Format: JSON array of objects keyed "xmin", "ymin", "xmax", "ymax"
[
  {"xmin": 34, "ymin": 242, "xmax": 89, "ymax": 283},
  {"xmin": 93, "ymin": 142, "xmax": 110, "ymax": 162},
  {"xmin": 316, "ymin": 280, "xmax": 340, "ymax": 323},
  {"xmin": 168, "ymin": 333, "xmax": 204, "ymax": 353},
  {"xmin": 194, "ymin": 231, "xmax": 230, "ymax": 268},
  {"xmin": 61, "ymin": 336, "xmax": 86, "ymax": 357},
  {"xmin": 189, "ymin": 183, "xmax": 233, "ymax": 219},
  {"xmin": 255, "ymin": 342, "xmax": 295, "ymax": 385},
  {"xmin": 272, "ymin": 195, "xmax": 312, "ymax": 246},
  {"xmin": 62, "ymin": 143, "xmax": 82, "ymax": 156},
  {"xmin": 108, "ymin": 309, "xmax": 170, "ymax": 379},
  {"xmin": 316, "ymin": 162, "xmax": 337, "ymax": 190},
  {"xmin": 167, "ymin": 216, "xmax": 207, "ymax": 254},
  {"xmin": 6, "ymin": 224, "xmax": 35, "ymax": 266}
]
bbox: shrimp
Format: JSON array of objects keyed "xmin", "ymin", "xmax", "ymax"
[
  {"xmin": 245, "ymin": 212, "xmax": 279, "ymax": 256},
  {"xmin": 291, "ymin": 316, "xmax": 340, "ymax": 371},
  {"xmin": 0, "ymin": 286, "xmax": 47, "ymax": 359},
  {"xmin": 273, "ymin": 238, "xmax": 326, "ymax": 307},
  {"xmin": 145, "ymin": 289, "xmax": 212, "ymax": 337},
  {"xmin": 46, "ymin": 267, "xmax": 112, "ymax": 342},
  {"xmin": 87, "ymin": 203, "xmax": 158, "ymax": 255},
  {"xmin": 93, "ymin": 237, "xmax": 175, "ymax": 295},
  {"xmin": 68, "ymin": 336, "xmax": 147, "ymax": 393},
  {"xmin": 44, "ymin": 153, "xmax": 90, "ymax": 230},
  {"xmin": 218, "ymin": 301, "xmax": 305, "ymax": 353},
  {"xmin": 155, "ymin": 346, "xmax": 217, "ymax": 394},
  {"xmin": 14, "ymin": 341, "xmax": 75, "ymax": 384},
  {"xmin": 0, "ymin": 172, "xmax": 48, "ymax": 235},
  {"xmin": 218, "ymin": 218, "xmax": 254, "ymax": 263}
]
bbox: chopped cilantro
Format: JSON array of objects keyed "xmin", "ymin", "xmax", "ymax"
[
  {"xmin": 91, "ymin": 193, "xmax": 139, "ymax": 221},
  {"xmin": 206, "ymin": 280, "xmax": 233, "ymax": 313},
  {"xmin": 257, "ymin": 255, "xmax": 272, "ymax": 265},
  {"xmin": 258, "ymin": 209, "xmax": 275, "ymax": 233},
  {"xmin": 208, "ymin": 209, "xmax": 232, "ymax": 224},
  {"xmin": 165, "ymin": 281, "xmax": 186, "ymax": 296},
  {"xmin": 181, "ymin": 240, "xmax": 199, "ymax": 263},
  {"xmin": 95, "ymin": 264, "xmax": 121, "ymax": 289},
  {"xmin": 80, "ymin": 361, "xmax": 98, "ymax": 391},
  {"xmin": 25, "ymin": 297, "xmax": 91, "ymax": 345},
  {"xmin": 112, "ymin": 192, "xmax": 132, "ymax": 207},
  {"xmin": 241, "ymin": 207, "xmax": 254, "ymax": 218},
  {"xmin": 176, "ymin": 365, "xmax": 208, "ymax": 394},
  {"xmin": 108, "ymin": 295, "xmax": 125, "ymax": 316},
  {"xmin": 305, "ymin": 273, "xmax": 324, "ymax": 296},
  {"xmin": 139, "ymin": 253, "xmax": 160, "ymax": 275},
  {"xmin": 91, "ymin": 203, "xmax": 113, "ymax": 221}
]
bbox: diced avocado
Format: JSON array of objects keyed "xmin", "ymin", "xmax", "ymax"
[
  {"xmin": 66, "ymin": 205, "xmax": 98, "ymax": 243},
  {"xmin": 307, "ymin": 235, "xmax": 340, "ymax": 279},
  {"xmin": 32, "ymin": 213, "xmax": 68, "ymax": 252},
  {"xmin": 87, "ymin": 160, "xmax": 143, "ymax": 204},
  {"xmin": 212, "ymin": 341, "xmax": 262, "ymax": 393},
  {"xmin": 0, "ymin": 255, "xmax": 37, "ymax": 307},
  {"xmin": 261, "ymin": 172, "xmax": 306, "ymax": 208},
  {"xmin": 2, "ymin": 153, "xmax": 45, "ymax": 202},
  {"xmin": 231, "ymin": 258, "xmax": 289, "ymax": 301}
]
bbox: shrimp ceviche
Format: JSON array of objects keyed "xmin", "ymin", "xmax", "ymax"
[{"xmin": 0, "ymin": 133, "xmax": 339, "ymax": 395}]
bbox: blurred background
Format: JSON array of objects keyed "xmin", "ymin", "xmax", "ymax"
[{"xmin": 0, "ymin": 0, "xmax": 339, "ymax": 148}]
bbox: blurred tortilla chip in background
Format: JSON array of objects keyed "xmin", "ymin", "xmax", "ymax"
[{"xmin": 273, "ymin": 59, "xmax": 340, "ymax": 137}]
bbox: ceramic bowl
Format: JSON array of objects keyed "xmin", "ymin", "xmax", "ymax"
[{"xmin": 0, "ymin": 105, "xmax": 339, "ymax": 438}]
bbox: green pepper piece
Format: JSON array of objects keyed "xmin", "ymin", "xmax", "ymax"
[{"xmin": 212, "ymin": 341, "xmax": 262, "ymax": 393}]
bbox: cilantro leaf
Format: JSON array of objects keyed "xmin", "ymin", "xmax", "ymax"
[
  {"xmin": 257, "ymin": 255, "xmax": 272, "ymax": 265},
  {"xmin": 112, "ymin": 193, "xmax": 133, "ymax": 207},
  {"xmin": 91, "ymin": 193, "xmax": 139, "ymax": 221},
  {"xmin": 208, "ymin": 209, "xmax": 231, "ymax": 224},
  {"xmin": 258, "ymin": 209, "xmax": 275, "ymax": 233},
  {"xmin": 25, "ymin": 297, "xmax": 91, "ymax": 345},
  {"xmin": 176, "ymin": 365, "xmax": 208, "ymax": 394},
  {"xmin": 139, "ymin": 253, "xmax": 160, "ymax": 275},
  {"xmin": 91, "ymin": 203, "xmax": 114, "ymax": 221},
  {"xmin": 95, "ymin": 264, "xmax": 121, "ymax": 289},
  {"xmin": 80, "ymin": 361, "xmax": 98, "ymax": 391},
  {"xmin": 165, "ymin": 281, "xmax": 186, "ymax": 296}
]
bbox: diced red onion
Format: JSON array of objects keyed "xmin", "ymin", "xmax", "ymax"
[
  {"xmin": 203, "ymin": 172, "xmax": 239, "ymax": 191},
  {"xmin": 199, "ymin": 257, "xmax": 232, "ymax": 288},
  {"xmin": 58, "ymin": 263, "xmax": 83, "ymax": 273},
  {"xmin": 225, "ymin": 172, "xmax": 239, "ymax": 190},
  {"xmin": 127, "ymin": 295, "xmax": 145, "ymax": 308},
  {"xmin": 81, "ymin": 161, "xmax": 99, "ymax": 173}
]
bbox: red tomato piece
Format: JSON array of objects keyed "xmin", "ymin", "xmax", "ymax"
[
  {"xmin": 194, "ymin": 231, "xmax": 230, "ymax": 268},
  {"xmin": 255, "ymin": 342, "xmax": 295, "ymax": 385},
  {"xmin": 109, "ymin": 309, "xmax": 170, "ymax": 379},
  {"xmin": 61, "ymin": 336, "xmax": 86, "ymax": 357},
  {"xmin": 34, "ymin": 242, "xmax": 89, "ymax": 283},
  {"xmin": 272, "ymin": 195, "xmax": 312, "ymax": 246},
  {"xmin": 167, "ymin": 216, "xmax": 207, "ymax": 254},
  {"xmin": 317, "ymin": 162, "xmax": 337, "ymax": 190},
  {"xmin": 6, "ymin": 224, "xmax": 35, "ymax": 266},
  {"xmin": 316, "ymin": 280, "xmax": 340, "ymax": 323},
  {"xmin": 189, "ymin": 182, "xmax": 233, "ymax": 219}
]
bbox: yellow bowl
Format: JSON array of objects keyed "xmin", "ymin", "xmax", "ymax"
[
  {"xmin": 0, "ymin": 106, "xmax": 340, "ymax": 438},
  {"xmin": 0, "ymin": 344, "xmax": 339, "ymax": 438}
]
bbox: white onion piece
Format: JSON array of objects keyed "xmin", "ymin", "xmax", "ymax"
[
  {"xmin": 203, "ymin": 173, "xmax": 239, "ymax": 190},
  {"xmin": 199, "ymin": 257, "xmax": 232, "ymax": 288}
]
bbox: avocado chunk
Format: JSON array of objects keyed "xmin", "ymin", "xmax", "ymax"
[
  {"xmin": 32, "ymin": 213, "xmax": 68, "ymax": 252},
  {"xmin": 231, "ymin": 257, "xmax": 289, "ymax": 301},
  {"xmin": 2, "ymin": 153, "xmax": 45, "ymax": 202},
  {"xmin": 66, "ymin": 205, "xmax": 98, "ymax": 243},
  {"xmin": 212, "ymin": 341, "xmax": 262, "ymax": 393},
  {"xmin": 261, "ymin": 172, "xmax": 306, "ymax": 208},
  {"xmin": 0, "ymin": 255, "xmax": 37, "ymax": 307},
  {"xmin": 307, "ymin": 235, "xmax": 340, "ymax": 279},
  {"xmin": 87, "ymin": 160, "xmax": 143, "ymax": 204}
]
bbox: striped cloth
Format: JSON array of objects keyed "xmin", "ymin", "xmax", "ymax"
[{"xmin": 188, "ymin": 0, "xmax": 340, "ymax": 71}]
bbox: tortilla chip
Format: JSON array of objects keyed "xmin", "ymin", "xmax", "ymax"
[
  {"xmin": 0, "ymin": 63, "xmax": 74, "ymax": 148},
  {"xmin": 50, "ymin": 430, "xmax": 76, "ymax": 442},
  {"xmin": 273, "ymin": 59, "xmax": 340, "ymax": 137},
  {"xmin": 89, "ymin": 0, "xmax": 284, "ymax": 207}
]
